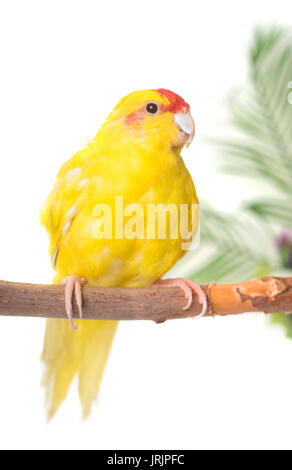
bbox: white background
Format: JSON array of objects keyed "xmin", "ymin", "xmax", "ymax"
[{"xmin": 0, "ymin": 0, "xmax": 291, "ymax": 450}]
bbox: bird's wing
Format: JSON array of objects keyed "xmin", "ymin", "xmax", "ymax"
[{"xmin": 40, "ymin": 151, "xmax": 89, "ymax": 268}]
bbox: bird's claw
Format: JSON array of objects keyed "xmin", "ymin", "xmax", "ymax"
[
  {"xmin": 152, "ymin": 278, "xmax": 207, "ymax": 318},
  {"xmin": 61, "ymin": 276, "xmax": 87, "ymax": 330}
]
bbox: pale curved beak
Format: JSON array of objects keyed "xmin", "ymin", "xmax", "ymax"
[{"xmin": 174, "ymin": 111, "xmax": 195, "ymax": 147}]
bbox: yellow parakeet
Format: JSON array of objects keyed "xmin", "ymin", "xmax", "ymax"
[{"xmin": 40, "ymin": 88, "xmax": 206, "ymax": 420}]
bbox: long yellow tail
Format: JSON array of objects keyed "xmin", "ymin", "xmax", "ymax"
[{"xmin": 41, "ymin": 318, "xmax": 118, "ymax": 420}]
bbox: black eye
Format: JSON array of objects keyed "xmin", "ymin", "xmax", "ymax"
[{"xmin": 145, "ymin": 102, "xmax": 159, "ymax": 114}]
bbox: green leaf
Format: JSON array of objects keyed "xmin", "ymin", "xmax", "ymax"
[
  {"xmin": 215, "ymin": 27, "xmax": 292, "ymax": 197},
  {"xmin": 244, "ymin": 199, "xmax": 292, "ymax": 226}
]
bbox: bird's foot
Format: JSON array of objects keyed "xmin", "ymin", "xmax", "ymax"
[
  {"xmin": 61, "ymin": 276, "xmax": 87, "ymax": 330},
  {"xmin": 152, "ymin": 278, "xmax": 207, "ymax": 318}
]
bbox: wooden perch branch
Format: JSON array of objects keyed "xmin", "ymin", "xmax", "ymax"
[{"xmin": 0, "ymin": 277, "xmax": 291, "ymax": 323}]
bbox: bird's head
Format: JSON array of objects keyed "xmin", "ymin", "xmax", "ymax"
[{"xmin": 97, "ymin": 89, "xmax": 195, "ymax": 151}]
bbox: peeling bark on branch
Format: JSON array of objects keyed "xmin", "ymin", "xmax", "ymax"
[{"xmin": 0, "ymin": 277, "xmax": 291, "ymax": 323}]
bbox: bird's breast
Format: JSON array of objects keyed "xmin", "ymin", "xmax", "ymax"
[{"xmin": 54, "ymin": 151, "xmax": 198, "ymax": 287}]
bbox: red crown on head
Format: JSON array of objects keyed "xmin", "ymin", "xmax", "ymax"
[{"xmin": 156, "ymin": 88, "xmax": 190, "ymax": 113}]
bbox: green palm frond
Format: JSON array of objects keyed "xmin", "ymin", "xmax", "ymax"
[
  {"xmin": 243, "ymin": 199, "xmax": 292, "ymax": 226},
  {"xmin": 217, "ymin": 27, "xmax": 292, "ymax": 196}
]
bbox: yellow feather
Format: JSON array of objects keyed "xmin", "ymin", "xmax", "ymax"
[
  {"xmin": 41, "ymin": 89, "xmax": 199, "ymax": 419},
  {"xmin": 41, "ymin": 318, "xmax": 117, "ymax": 420}
]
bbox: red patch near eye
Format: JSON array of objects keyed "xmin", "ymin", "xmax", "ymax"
[
  {"xmin": 125, "ymin": 109, "xmax": 144, "ymax": 125},
  {"xmin": 157, "ymin": 88, "xmax": 190, "ymax": 113}
]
